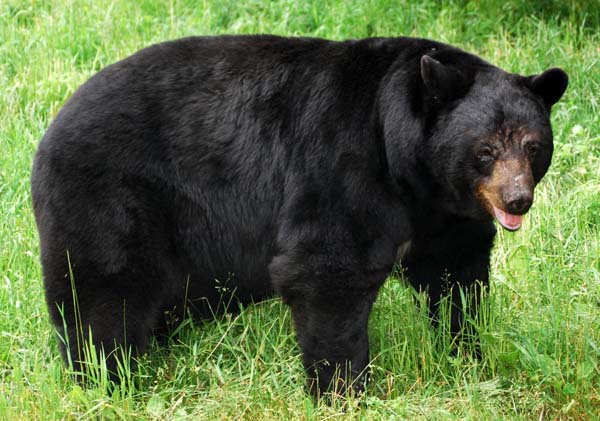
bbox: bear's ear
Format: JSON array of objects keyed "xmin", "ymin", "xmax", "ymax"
[
  {"xmin": 528, "ymin": 68, "xmax": 568, "ymax": 107},
  {"xmin": 420, "ymin": 55, "xmax": 470, "ymax": 102}
]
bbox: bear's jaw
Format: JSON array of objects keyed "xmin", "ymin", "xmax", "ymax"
[
  {"xmin": 477, "ymin": 186, "xmax": 527, "ymax": 232},
  {"xmin": 491, "ymin": 206, "xmax": 522, "ymax": 231}
]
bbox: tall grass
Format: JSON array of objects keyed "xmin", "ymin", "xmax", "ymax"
[{"xmin": 1, "ymin": 0, "xmax": 598, "ymax": 418}]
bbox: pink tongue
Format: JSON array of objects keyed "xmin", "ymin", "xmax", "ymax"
[{"xmin": 493, "ymin": 206, "xmax": 523, "ymax": 231}]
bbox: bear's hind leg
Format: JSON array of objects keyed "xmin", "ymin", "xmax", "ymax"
[{"xmin": 45, "ymin": 261, "xmax": 166, "ymax": 383}]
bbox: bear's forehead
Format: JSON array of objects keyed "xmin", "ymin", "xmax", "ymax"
[
  {"xmin": 483, "ymin": 126, "xmax": 542, "ymax": 149},
  {"xmin": 456, "ymin": 72, "xmax": 550, "ymax": 133}
]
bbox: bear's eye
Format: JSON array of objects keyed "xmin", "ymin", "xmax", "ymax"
[
  {"xmin": 476, "ymin": 149, "xmax": 494, "ymax": 164},
  {"xmin": 524, "ymin": 142, "xmax": 539, "ymax": 159}
]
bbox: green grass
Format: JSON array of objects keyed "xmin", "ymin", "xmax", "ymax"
[{"xmin": 1, "ymin": 0, "xmax": 599, "ymax": 418}]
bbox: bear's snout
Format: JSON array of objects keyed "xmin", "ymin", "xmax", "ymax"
[
  {"xmin": 478, "ymin": 157, "xmax": 535, "ymax": 230},
  {"xmin": 503, "ymin": 189, "xmax": 533, "ymax": 215}
]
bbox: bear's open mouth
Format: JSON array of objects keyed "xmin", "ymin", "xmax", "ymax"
[
  {"xmin": 478, "ymin": 185, "xmax": 526, "ymax": 232},
  {"xmin": 492, "ymin": 206, "xmax": 523, "ymax": 231}
]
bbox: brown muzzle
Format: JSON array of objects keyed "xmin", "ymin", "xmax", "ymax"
[{"xmin": 478, "ymin": 158, "xmax": 534, "ymax": 231}]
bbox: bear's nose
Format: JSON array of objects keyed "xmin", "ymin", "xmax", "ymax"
[{"xmin": 505, "ymin": 191, "xmax": 533, "ymax": 215}]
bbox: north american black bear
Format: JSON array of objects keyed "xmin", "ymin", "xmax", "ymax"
[{"xmin": 31, "ymin": 35, "xmax": 568, "ymax": 396}]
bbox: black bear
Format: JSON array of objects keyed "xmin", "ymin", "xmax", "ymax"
[{"xmin": 31, "ymin": 35, "xmax": 568, "ymax": 396}]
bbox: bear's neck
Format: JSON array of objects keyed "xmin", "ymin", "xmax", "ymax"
[{"xmin": 377, "ymin": 64, "xmax": 441, "ymax": 207}]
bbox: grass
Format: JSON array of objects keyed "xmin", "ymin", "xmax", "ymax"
[{"xmin": 1, "ymin": 0, "xmax": 599, "ymax": 418}]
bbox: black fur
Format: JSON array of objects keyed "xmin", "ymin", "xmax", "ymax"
[{"xmin": 31, "ymin": 35, "xmax": 567, "ymax": 395}]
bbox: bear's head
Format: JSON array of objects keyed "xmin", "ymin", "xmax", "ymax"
[{"xmin": 418, "ymin": 53, "xmax": 568, "ymax": 230}]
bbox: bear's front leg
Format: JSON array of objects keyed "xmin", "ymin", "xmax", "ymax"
[
  {"xmin": 403, "ymin": 219, "xmax": 496, "ymax": 337},
  {"xmin": 288, "ymin": 289, "xmax": 378, "ymax": 397},
  {"xmin": 270, "ymin": 250, "xmax": 383, "ymax": 397}
]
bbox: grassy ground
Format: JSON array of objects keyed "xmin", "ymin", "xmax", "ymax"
[{"xmin": 1, "ymin": 0, "xmax": 599, "ymax": 419}]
